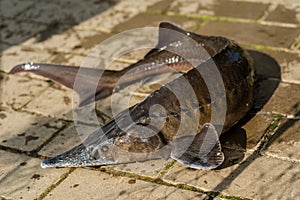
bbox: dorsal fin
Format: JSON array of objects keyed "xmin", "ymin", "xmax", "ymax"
[
  {"xmin": 143, "ymin": 22, "xmax": 190, "ymax": 59},
  {"xmin": 157, "ymin": 22, "xmax": 189, "ymax": 48},
  {"xmin": 159, "ymin": 22, "xmax": 189, "ymax": 35}
]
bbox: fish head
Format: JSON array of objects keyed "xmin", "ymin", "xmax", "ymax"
[
  {"xmin": 41, "ymin": 119, "xmax": 170, "ymax": 168},
  {"xmin": 86, "ymin": 122, "xmax": 170, "ymax": 164}
]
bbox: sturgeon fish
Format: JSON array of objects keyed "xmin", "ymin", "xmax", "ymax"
[{"xmin": 9, "ymin": 22, "xmax": 254, "ymax": 169}]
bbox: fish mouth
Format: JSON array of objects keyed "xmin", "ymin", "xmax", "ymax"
[{"xmin": 41, "ymin": 144, "xmax": 107, "ymax": 168}]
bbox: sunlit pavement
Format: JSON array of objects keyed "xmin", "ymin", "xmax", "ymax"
[{"xmin": 0, "ymin": 0, "xmax": 299, "ymax": 199}]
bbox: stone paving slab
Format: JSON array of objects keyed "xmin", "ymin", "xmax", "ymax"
[
  {"xmin": 265, "ymin": 4, "xmax": 300, "ymax": 24},
  {"xmin": 258, "ymin": 50, "xmax": 300, "ymax": 84},
  {"xmin": 22, "ymin": 28, "xmax": 111, "ymax": 56},
  {"xmin": 162, "ymin": 153, "xmax": 300, "ymax": 199},
  {"xmin": 0, "ymin": 72, "xmax": 49, "ymax": 109},
  {"xmin": 73, "ymin": 0, "xmax": 163, "ymax": 32},
  {"xmin": 112, "ymin": 13, "xmax": 202, "ymax": 33},
  {"xmin": 16, "ymin": 0, "xmax": 116, "ymax": 25},
  {"xmin": 264, "ymin": 117, "xmax": 300, "ymax": 161},
  {"xmin": 1, "ymin": 18, "xmax": 47, "ymax": 45},
  {"xmin": 197, "ymin": 20, "xmax": 300, "ymax": 48},
  {"xmin": 43, "ymin": 169, "xmax": 209, "ymax": 200},
  {"xmin": 23, "ymin": 85, "xmax": 74, "ymax": 120},
  {"xmin": 261, "ymin": 82, "xmax": 300, "ymax": 116},
  {"xmin": 109, "ymin": 159, "xmax": 172, "ymax": 179},
  {"xmin": 0, "ymin": 45, "xmax": 54, "ymax": 72},
  {"xmin": 221, "ymin": 114, "xmax": 274, "ymax": 150},
  {"xmin": 0, "ymin": 106, "xmax": 65, "ymax": 152},
  {"xmin": 169, "ymin": 0, "xmax": 268, "ymax": 20},
  {"xmin": 1, "ymin": 0, "xmax": 300, "ymax": 199},
  {"xmin": 38, "ymin": 125, "xmax": 85, "ymax": 158},
  {"xmin": 0, "ymin": 150, "xmax": 69, "ymax": 200},
  {"xmin": 0, "ymin": 42, "xmax": 9, "ymax": 52},
  {"xmin": 212, "ymin": 0, "xmax": 268, "ymax": 20},
  {"xmin": 0, "ymin": 0, "xmax": 36, "ymax": 18}
]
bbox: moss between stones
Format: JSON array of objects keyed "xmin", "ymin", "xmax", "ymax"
[
  {"xmin": 268, "ymin": 114, "xmax": 284, "ymax": 133},
  {"xmin": 36, "ymin": 168, "xmax": 75, "ymax": 200},
  {"xmin": 219, "ymin": 194, "xmax": 252, "ymax": 200},
  {"xmin": 293, "ymin": 35, "xmax": 300, "ymax": 47}
]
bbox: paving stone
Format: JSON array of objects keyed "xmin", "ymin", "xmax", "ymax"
[
  {"xmin": 22, "ymin": 84, "xmax": 111, "ymax": 125},
  {"xmin": 0, "ymin": 0, "xmax": 36, "ymax": 18},
  {"xmin": 0, "ymin": 72, "xmax": 49, "ymax": 109},
  {"xmin": 147, "ymin": 0, "xmax": 174, "ymax": 14},
  {"xmin": 73, "ymin": 30, "xmax": 112, "ymax": 54},
  {"xmin": 213, "ymin": 0, "xmax": 268, "ymax": 20},
  {"xmin": 0, "ymin": 42, "xmax": 10, "ymax": 52},
  {"xmin": 73, "ymin": 0, "xmax": 162, "ymax": 32},
  {"xmin": 169, "ymin": 0, "xmax": 215, "ymax": 16},
  {"xmin": 0, "ymin": 150, "xmax": 68, "ymax": 200},
  {"xmin": 17, "ymin": 0, "xmax": 116, "ymax": 25},
  {"xmin": 1, "ymin": 18, "xmax": 47, "ymax": 45},
  {"xmin": 197, "ymin": 21, "xmax": 300, "ymax": 48},
  {"xmin": 49, "ymin": 53, "xmax": 74, "ymax": 65},
  {"xmin": 163, "ymin": 154, "xmax": 300, "ymax": 199},
  {"xmin": 23, "ymin": 28, "xmax": 111, "ymax": 56},
  {"xmin": 262, "ymin": 82, "xmax": 300, "ymax": 116},
  {"xmin": 169, "ymin": 0, "xmax": 268, "ymax": 19},
  {"xmin": 2, "ymin": 1, "xmax": 300, "ymax": 199},
  {"xmin": 257, "ymin": 50, "xmax": 300, "ymax": 84},
  {"xmin": 44, "ymin": 168, "xmax": 207, "ymax": 200},
  {"xmin": 113, "ymin": 13, "xmax": 201, "ymax": 32},
  {"xmin": 1, "ymin": 45, "xmax": 54, "ymax": 72},
  {"xmin": 0, "ymin": 107, "xmax": 65, "ymax": 151},
  {"xmin": 63, "ymin": 54, "xmax": 88, "ymax": 66},
  {"xmin": 39, "ymin": 125, "xmax": 99, "ymax": 158},
  {"xmin": 265, "ymin": 4, "xmax": 300, "ymax": 24},
  {"xmin": 221, "ymin": 114, "xmax": 274, "ymax": 150},
  {"xmin": 264, "ymin": 118, "xmax": 300, "ymax": 161},
  {"xmin": 23, "ymin": 85, "xmax": 74, "ymax": 120},
  {"xmin": 109, "ymin": 159, "xmax": 171, "ymax": 179}
]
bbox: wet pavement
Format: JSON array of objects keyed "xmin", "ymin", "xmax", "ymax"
[{"xmin": 0, "ymin": 0, "xmax": 299, "ymax": 199}]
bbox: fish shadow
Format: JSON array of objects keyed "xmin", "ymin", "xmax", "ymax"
[{"xmin": 217, "ymin": 49, "xmax": 281, "ymax": 169}]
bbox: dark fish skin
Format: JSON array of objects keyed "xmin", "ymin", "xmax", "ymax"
[{"xmin": 9, "ymin": 22, "xmax": 254, "ymax": 170}]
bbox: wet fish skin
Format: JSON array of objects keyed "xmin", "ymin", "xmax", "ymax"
[{"xmin": 10, "ymin": 22, "xmax": 254, "ymax": 169}]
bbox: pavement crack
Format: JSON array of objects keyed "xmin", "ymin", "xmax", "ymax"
[
  {"xmin": 36, "ymin": 168, "xmax": 76, "ymax": 200},
  {"xmin": 256, "ymin": 114, "xmax": 284, "ymax": 153},
  {"xmin": 89, "ymin": 166, "xmax": 248, "ymax": 200}
]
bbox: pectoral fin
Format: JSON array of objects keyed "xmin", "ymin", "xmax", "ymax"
[{"xmin": 171, "ymin": 123, "xmax": 224, "ymax": 170}]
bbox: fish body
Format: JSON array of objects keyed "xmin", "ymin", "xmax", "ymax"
[{"xmin": 9, "ymin": 22, "xmax": 254, "ymax": 169}]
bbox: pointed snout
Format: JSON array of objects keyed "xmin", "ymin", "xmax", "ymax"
[{"xmin": 41, "ymin": 144, "xmax": 99, "ymax": 168}]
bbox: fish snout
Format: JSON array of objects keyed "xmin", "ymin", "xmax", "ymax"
[{"xmin": 40, "ymin": 144, "xmax": 99, "ymax": 168}]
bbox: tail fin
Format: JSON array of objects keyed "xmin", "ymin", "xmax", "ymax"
[{"xmin": 9, "ymin": 62, "xmax": 121, "ymax": 107}]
